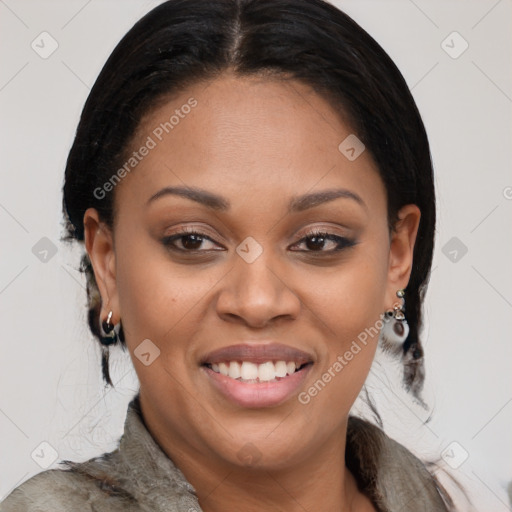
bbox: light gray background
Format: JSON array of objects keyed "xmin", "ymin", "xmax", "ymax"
[{"xmin": 1, "ymin": 1, "xmax": 511, "ymax": 510}]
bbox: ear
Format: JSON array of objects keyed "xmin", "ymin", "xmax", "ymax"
[
  {"xmin": 83, "ymin": 208, "xmax": 120, "ymax": 324},
  {"xmin": 385, "ymin": 204, "xmax": 421, "ymax": 308}
]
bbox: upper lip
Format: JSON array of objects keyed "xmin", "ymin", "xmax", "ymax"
[{"xmin": 200, "ymin": 343, "xmax": 315, "ymax": 366}]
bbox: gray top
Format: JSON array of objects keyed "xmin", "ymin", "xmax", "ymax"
[{"xmin": 0, "ymin": 393, "xmax": 451, "ymax": 511}]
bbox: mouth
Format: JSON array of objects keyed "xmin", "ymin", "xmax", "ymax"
[
  {"xmin": 203, "ymin": 360, "xmax": 311, "ymax": 383},
  {"xmin": 200, "ymin": 343, "xmax": 314, "ymax": 408}
]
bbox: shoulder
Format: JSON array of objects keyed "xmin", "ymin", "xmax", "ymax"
[
  {"xmin": 347, "ymin": 416, "xmax": 453, "ymax": 511},
  {"xmin": 0, "ymin": 458, "xmax": 139, "ymax": 512},
  {"xmin": 1, "ymin": 393, "xmax": 202, "ymax": 512}
]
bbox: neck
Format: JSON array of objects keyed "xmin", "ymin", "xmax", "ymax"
[
  {"xmin": 142, "ymin": 406, "xmax": 375, "ymax": 512},
  {"xmin": 195, "ymin": 445, "xmax": 357, "ymax": 512}
]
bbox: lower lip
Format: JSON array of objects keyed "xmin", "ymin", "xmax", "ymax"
[{"xmin": 202, "ymin": 364, "xmax": 313, "ymax": 408}]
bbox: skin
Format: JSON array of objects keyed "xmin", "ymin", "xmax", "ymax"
[{"xmin": 84, "ymin": 71, "xmax": 420, "ymax": 512}]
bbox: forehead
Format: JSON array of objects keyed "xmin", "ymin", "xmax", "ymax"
[{"xmin": 115, "ymin": 73, "xmax": 384, "ymax": 214}]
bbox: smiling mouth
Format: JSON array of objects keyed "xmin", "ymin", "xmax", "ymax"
[{"xmin": 203, "ymin": 360, "xmax": 312, "ymax": 383}]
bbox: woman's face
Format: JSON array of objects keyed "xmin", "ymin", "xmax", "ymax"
[{"xmin": 85, "ymin": 72, "xmax": 419, "ymax": 471}]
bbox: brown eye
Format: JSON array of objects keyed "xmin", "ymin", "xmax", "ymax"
[
  {"xmin": 305, "ymin": 234, "xmax": 330, "ymax": 251},
  {"xmin": 291, "ymin": 231, "xmax": 356, "ymax": 253},
  {"xmin": 162, "ymin": 230, "xmax": 223, "ymax": 252},
  {"xmin": 180, "ymin": 233, "xmax": 205, "ymax": 250}
]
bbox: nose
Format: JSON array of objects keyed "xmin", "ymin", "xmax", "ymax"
[{"xmin": 215, "ymin": 251, "xmax": 301, "ymax": 329}]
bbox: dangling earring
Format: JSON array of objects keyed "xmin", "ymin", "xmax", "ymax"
[
  {"xmin": 100, "ymin": 310, "xmax": 118, "ymax": 346},
  {"xmin": 379, "ymin": 290, "xmax": 427, "ymax": 407},
  {"xmin": 379, "ymin": 289, "xmax": 409, "ymax": 354},
  {"xmin": 99, "ymin": 310, "xmax": 126, "ymax": 387}
]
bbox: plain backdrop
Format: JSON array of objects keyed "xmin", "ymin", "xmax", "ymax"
[{"xmin": 1, "ymin": 1, "xmax": 511, "ymax": 510}]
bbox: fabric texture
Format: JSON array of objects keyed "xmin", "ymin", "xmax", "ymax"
[{"xmin": 0, "ymin": 393, "xmax": 450, "ymax": 511}]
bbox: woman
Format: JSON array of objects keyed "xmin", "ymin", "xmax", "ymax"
[{"xmin": 0, "ymin": 0, "xmax": 455, "ymax": 510}]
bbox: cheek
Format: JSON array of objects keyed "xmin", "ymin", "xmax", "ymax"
[
  {"xmin": 300, "ymin": 237, "xmax": 389, "ymax": 346},
  {"xmin": 295, "ymin": 238, "xmax": 389, "ymax": 415},
  {"xmin": 113, "ymin": 234, "xmax": 214, "ymax": 355}
]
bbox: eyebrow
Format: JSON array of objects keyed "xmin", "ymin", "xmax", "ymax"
[
  {"xmin": 288, "ymin": 188, "xmax": 366, "ymax": 212},
  {"xmin": 147, "ymin": 186, "xmax": 366, "ymax": 212},
  {"xmin": 147, "ymin": 186, "xmax": 229, "ymax": 210}
]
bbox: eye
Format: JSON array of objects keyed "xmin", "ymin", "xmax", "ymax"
[
  {"xmin": 161, "ymin": 227, "xmax": 356, "ymax": 254},
  {"xmin": 290, "ymin": 230, "xmax": 356, "ymax": 253},
  {"xmin": 162, "ymin": 228, "xmax": 224, "ymax": 252}
]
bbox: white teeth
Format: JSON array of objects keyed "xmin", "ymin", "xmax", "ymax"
[
  {"xmin": 240, "ymin": 361, "xmax": 259, "ymax": 380},
  {"xmin": 218, "ymin": 362, "xmax": 229, "ymax": 376},
  {"xmin": 209, "ymin": 360, "xmax": 304, "ymax": 382},
  {"xmin": 258, "ymin": 362, "xmax": 275, "ymax": 382},
  {"xmin": 228, "ymin": 361, "xmax": 241, "ymax": 379},
  {"xmin": 240, "ymin": 361, "xmax": 258, "ymax": 380},
  {"xmin": 275, "ymin": 361, "xmax": 287, "ymax": 378}
]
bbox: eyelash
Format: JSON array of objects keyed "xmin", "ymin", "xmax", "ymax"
[
  {"xmin": 294, "ymin": 229, "xmax": 356, "ymax": 253},
  {"xmin": 161, "ymin": 227, "xmax": 356, "ymax": 255}
]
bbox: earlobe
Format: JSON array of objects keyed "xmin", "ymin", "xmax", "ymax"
[
  {"xmin": 387, "ymin": 204, "xmax": 421, "ymax": 294},
  {"xmin": 83, "ymin": 208, "xmax": 119, "ymax": 323}
]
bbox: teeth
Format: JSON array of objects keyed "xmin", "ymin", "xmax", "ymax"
[
  {"xmin": 218, "ymin": 362, "xmax": 229, "ymax": 376},
  {"xmin": 275, "ymin": 361, "xmax": 287, "ymax": 378},
  {"xmin": 228, "ymin": 361, "xmax": 241, "ymax": 379},
  {"xmin": 209, "ymin": 360, "xmax": 303, "ymax": 382},
  {"xmin": 240, "ymin": 361, "xmax": 259, "ymax": 380},
  {"xmin": 258, "ymin": 361, "xmax": 275, "ymax": 382}
]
